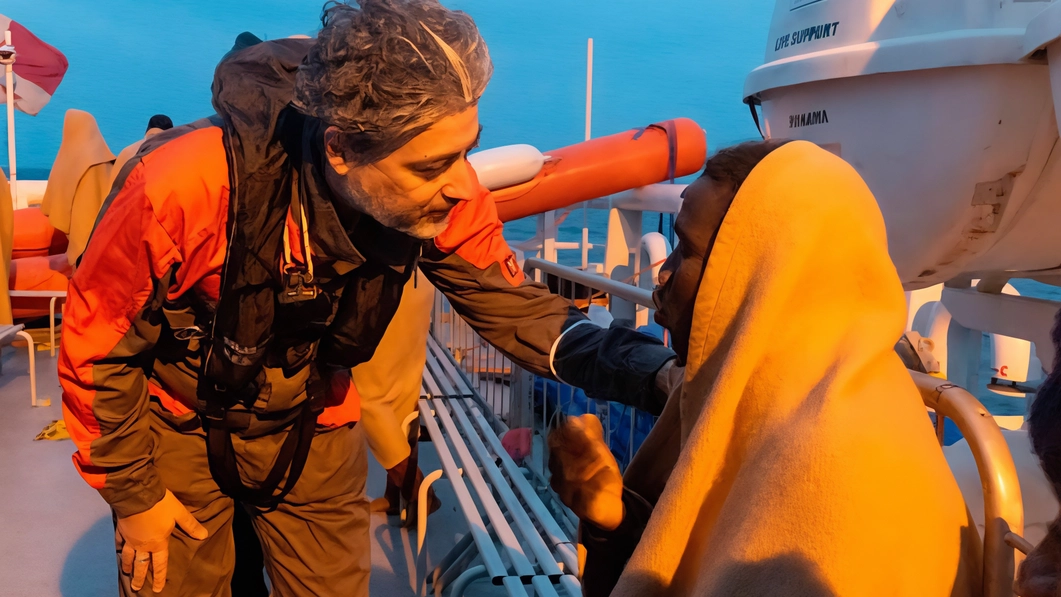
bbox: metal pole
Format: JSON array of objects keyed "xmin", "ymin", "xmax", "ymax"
[
  {"xmin": 431, "ymin": 397, "xmax": 537, "ymax": 578},
  {"xmin": 2, "ymin": 30, "xmax": 17, "ymax": 205},
  {"xmin": 909, "ymin": 371, "xmax": 1024, "ymax": 597},
  {"xmin": 581, "ymin": 38, "xmax": 593, "ymax": 270},
  {"xmin": 469, "ymin": 408, "xmax": 580, "ymax": 575},
  {"xmin": 585, "ymin": 38, "xmax": 593, "ymax": 142},
  {"xmin": 448, "ymin": 565, "xmax": 489, "ymax": 597},
  {"xmin": 449, "ymin": 401, "xmax": 565, "ymax": 578},
  {"xmin": 418, "ymin": 399, "xmax": 511, "ymax": 581}
]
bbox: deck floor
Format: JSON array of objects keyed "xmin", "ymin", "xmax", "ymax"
[{"xmin": 0, "ymin": 344, "xmax": 502, "ymax": 596}]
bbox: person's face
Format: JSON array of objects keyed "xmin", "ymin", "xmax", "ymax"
[
  {"xmin": 324, "ymin": 105, "xmax": 482, "ymax": 239},
  {"xmin": 653, "ymin": 174, "xmax": 732, "ymax": 364}
]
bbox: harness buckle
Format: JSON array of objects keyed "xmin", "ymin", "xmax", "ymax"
[{"xmin": 279, "ymin": 268, "xmax": 320, "ymax": 304}]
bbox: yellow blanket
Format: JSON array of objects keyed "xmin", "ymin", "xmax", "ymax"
[
  {"xmin": 354, "ymin": 273, "xmax": 435, "ymax": 469},
  {"xmin": 614, "ymin": 141, "xmax": 981, "ymax": 596},
  {"xmin": 40, "ymin": 109, "xmax": 115, "ymax": 266}
]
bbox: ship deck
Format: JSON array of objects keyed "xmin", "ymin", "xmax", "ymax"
[{"xmin": 0, "ymin": 342, "xmax": 508, "ymax": 597}]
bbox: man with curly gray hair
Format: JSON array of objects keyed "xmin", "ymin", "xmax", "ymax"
[
  {"xmin": 60, "ymin": 1, "xmax": 676, "ymax": 595},
  {"xmin": 294, "ymin": 0, "xmax": 494, "ymax": 238}
]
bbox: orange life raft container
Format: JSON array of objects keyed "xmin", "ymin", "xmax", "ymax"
[
  {"xmin": 11, "ymin": 207, "xmax": 68, "ymax": 260},
  {"xmin": 9, "ymin": 254, "xmax": 71, "ymax": 321},
  {"xmin": 8, "ymin": 208, "xmax": 70, "ymax": 321},
  {"xmin": 493, "ymin": 117, "xmax": 707, "ymax": 222}
]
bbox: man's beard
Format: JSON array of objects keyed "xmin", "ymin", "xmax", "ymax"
[{"xmin": 341, "ymin": 177, "xmax": 451, "ymax": 240}]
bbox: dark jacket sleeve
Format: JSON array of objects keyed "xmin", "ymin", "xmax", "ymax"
[
  {"xmin": 578, "ymin": 488, "xmax": 654, "ymax": 597},
  {"xmin": 418, "ymin": 180, "xmax": 675, "ymax": 411}
]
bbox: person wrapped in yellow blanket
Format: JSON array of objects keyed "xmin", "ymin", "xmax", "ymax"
[{"xmin": 549, "ymin": 139, "xmax": 983, "ymax": 596}]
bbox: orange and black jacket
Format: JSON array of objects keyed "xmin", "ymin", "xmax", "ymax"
[{"xmin": 58, "ymin": 38, "xmax": 674, "ymax": 517}]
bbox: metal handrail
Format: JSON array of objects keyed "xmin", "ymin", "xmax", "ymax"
[
  {"xmin": 416, "ymin": 398, "xmax": 512, "ymax": 586},
  {"xmin": 909, "ymin": 370, "xmax": 1025, "ymax": 597},
  {"xmin": 522, "ymin": 258, "xmax": 655, "ymax": 308},
  {"xmin": 522, "ymin": 257, "xmax": 663, "ymax": 472}
]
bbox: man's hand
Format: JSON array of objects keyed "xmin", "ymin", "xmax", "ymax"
[
  {"xmin": 116, "ymin": 489, "xmax": 208, "ymax": 592},
  {"xmin": 652, "ymin": 358, "xmax": 682, "ymax": 409},
  {"xmin": 548, "ymin": 414, "xmax": 625, "ymax": 531},
  {"xmin": 1017, "ymin": 518, "xmax": 1061, "ymax": 597}
]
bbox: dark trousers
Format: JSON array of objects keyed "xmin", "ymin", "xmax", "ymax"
[
  {"xmin": 231, "ymin": 505, "xmax": 268, "ymax": 597},
  {"xmin": 116, "ymin": 404, "xmax": 370, "ymax": 597}
]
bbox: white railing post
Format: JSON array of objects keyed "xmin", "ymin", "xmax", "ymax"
[
  {"xmin": 540, "ymin": 211, "xmax": 558, "ymax": 264},
  {"xmin": 585, "ymin": 38, "xmax": 593, "ymax": 143},
  {"xmin": 581, "ymin": 37, "xmax": 594, "ymax": 270}
]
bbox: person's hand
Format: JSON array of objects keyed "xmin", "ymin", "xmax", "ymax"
[
  {"xmin": 1017, "ymin": 518, "xmax": 1061, "ymax": 597},
  {"xmin": 547, "ymin": 414, "xmax": 625, "ymax": 531},
  {"xmin": 652, "ymin": 358, "xmax": 682, "ymax": 407},
  {"xmin": 115, "ymin": 489, "xmax": 209, "ymax": 592}
]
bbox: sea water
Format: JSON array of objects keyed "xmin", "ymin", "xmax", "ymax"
[
  {"xmin": 2, "ymin": 0, "xmax": 1054, "ymax": 413},
  {"xmin": 1, "ymin": 0, "xmax": 772, "ymax": 246}
]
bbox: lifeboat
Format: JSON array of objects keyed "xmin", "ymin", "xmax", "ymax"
[{"xmin": 481, "ymin": 117, "xmax": 707, "ymax": 222}]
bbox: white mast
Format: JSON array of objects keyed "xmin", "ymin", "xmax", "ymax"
[{"xmin": 0, "ymin": 30, "xmax": 16, "ymax": 204}]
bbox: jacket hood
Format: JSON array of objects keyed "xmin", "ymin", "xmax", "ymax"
[{"xmin": 211, "ymin": 37, "xmax": 313, "ymax": 176}]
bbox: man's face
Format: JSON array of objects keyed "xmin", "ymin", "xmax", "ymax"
[
  {"xmin": 324, "ymin": 106, "xmax": 483, "ymax": 239},
  {"xmin": 653, "ymin": 174, "xmax": 732, "ymax": 364}
]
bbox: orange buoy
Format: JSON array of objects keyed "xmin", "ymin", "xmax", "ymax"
[{"xmin": 493, "ymin": 118, "xmax": 707, "ymax": 222}]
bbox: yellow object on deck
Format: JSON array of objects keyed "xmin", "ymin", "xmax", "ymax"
[{"xmin": 34, "ymin": 419, "xmax": 69, "ymax": 441}]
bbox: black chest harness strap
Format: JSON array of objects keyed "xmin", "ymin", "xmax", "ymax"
[
  {"xmin": 199, "ymin": 163, "xmax": 330, "ymax": 512},
  {"xmin": 202, "ymin": 370, "xmax": 328, "ymax": 511},
  {"xmin": 199, "ymin": 106, "xmax": 415, "ymax": 511}
]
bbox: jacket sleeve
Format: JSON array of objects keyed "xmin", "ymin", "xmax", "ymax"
[
  {"xmin": 58, "ymin": 162, "xmax": 178, "ymax": 518},
  {"xmin": 578, "ymin": 488, "xmax": 655, "ymax": 597},
  {"xmin": 418, "ymin": 179, "xmax": 675, "ymax": 413}
]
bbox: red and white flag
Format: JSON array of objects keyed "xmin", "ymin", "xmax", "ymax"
[{"xmin": 0, "ymin": 15, "xmax": 68, "ymax": 116}]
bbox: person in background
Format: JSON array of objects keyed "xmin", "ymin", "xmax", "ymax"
[
  {"xmin": 145, "ymin": 114, "xmax": 173, "ymax": 135},
  {"xmin": 5, "ymin": 110, "xmax": 112, "ymax": 323},
  {"xmin": 358, "ymin": 271, "xmax": 441, "ymax": 518},
  {"xmin": 39, "ymin": 109, "xmax": 115, "ymax": 266},
  {"xmin": 1016, "ymin": 315, "xmax": 1061, "ymax": 597},
  {"xmin": 549, "ymin": 140, "xmax": 983, "ymax": 597},
  {"xmin": 59, "ymin": 1, "xmax": 675, "ymax": 595},
  {"xmin": 109, "ymin": 114, "xmax": 174, "ymax": 188}
]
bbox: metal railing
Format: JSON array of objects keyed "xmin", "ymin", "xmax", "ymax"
[
  {"xmin": 430, "ymin": 289, "xmax": 527, "ymax": 431},
  {"xmin": 521, "ymin": 258, "xmax": 662, "ymax": 473},
  {"xmin": 430, "ymin": 255, "xmax": 662, "ymax": 481},
  {"xmin": 523, "ymin": 258, "xmax": 654, "ymax": 305},
  {"xmin": 911, "ymin": 371, "xmax": 1026, "ymax": 597},
  {"xmin": 428, "ymin": 255, "xmax": 664, "ymax": 543}
]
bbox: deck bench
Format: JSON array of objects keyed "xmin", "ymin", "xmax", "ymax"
[{"xmin": 416, "ymin": 335, "xmax": 580, "ymax": 597}]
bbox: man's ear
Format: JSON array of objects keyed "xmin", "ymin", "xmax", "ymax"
[{"xmin": 324, "ymin": 126, "xmax": 351, "ymax": 175}]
